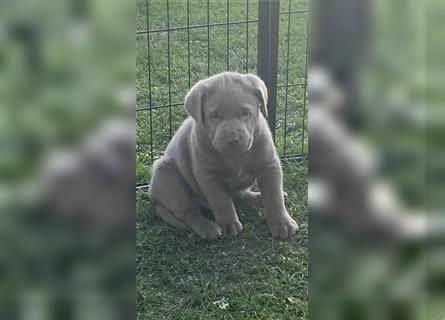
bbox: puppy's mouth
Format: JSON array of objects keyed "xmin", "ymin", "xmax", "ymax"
[
  {"xmin": 212, "ymin": 136, "xmax": 253, "ymax": 155},
  {"xmin": 216, "ymin": 145, "xmax": 246, "ymax": 155}
]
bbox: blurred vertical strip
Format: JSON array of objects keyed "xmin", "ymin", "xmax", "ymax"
[
  {"xmin": 309, "ymin": 0, "xmax": 445, "ymax": 319},
  {"xmin": 0, "ymin": 0, "xmax": 136, "ymax": 319}
]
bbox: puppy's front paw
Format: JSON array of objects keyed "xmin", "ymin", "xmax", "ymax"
[
  {"xmin": 268, "ymin": 214, "xmax": 299, "ymax": 239},
  {"xmin": 216, "ymin": 217, "xmax": 243, "ymax": 238},
  {"xmin": 193, "ymin": 219, "xmax": 223, "ymax": 240}
]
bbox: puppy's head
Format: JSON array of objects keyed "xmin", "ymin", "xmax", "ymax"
[{"xmin": 185, "ymin": 72, "xmax": 268, "ymax": 154}]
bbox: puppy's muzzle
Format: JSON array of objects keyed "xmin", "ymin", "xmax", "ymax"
[
  {"xmin": 226, "ymin": 135, "xmax": 241, "ymax": 147},
  {"xmin": 214, "ymin": 131, "xmax": 248, "ymax": 153}
]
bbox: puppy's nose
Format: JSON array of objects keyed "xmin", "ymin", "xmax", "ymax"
[{"xmin": 227, "ymin": 138, "xmax": 240, "ymax": 147}]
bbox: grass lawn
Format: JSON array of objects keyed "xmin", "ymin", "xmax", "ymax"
[
  {"xmin": 136, "ymin": 161, "xmax": 308, "ymax": 319},
  {"xmin": 136, "ymin": 0, "xmax": 308, "ymax": 318}
]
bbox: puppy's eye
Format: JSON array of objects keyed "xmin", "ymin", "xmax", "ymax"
[
  {"xmin": 209, "ymin": 112, "xmax": 220, "ymax": 120},
  {"xmin": 241, "ymin": 110, "xmax": 251, "ymax": 117}
]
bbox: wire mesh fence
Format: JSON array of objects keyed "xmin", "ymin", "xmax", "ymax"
[{"xmin": 136, "ymin": 0, "xmax": 308, "ymax": 187}]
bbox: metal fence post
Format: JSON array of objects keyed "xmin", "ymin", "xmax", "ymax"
[{"xmin": 257, "ymin": 0, "xmax": 280, "ymax": 141}]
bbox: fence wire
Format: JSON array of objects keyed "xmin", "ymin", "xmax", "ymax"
[{"xmin": 136, "ymin": 0, "xmax": 308, "ymax": 187}]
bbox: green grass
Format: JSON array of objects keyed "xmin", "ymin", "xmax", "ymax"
[
  {"xmin": 137, "ymin": 162, "xmax": 308, "ymax": 320},
  {"xmin": 136, "ymin": 0, "xmax": 308, "ymax": 318},
  {"xmin": 136, "ymin": 0, "xmax": 308, "ymax": 183}
]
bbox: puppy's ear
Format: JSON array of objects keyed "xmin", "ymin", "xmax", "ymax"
[
  {"xmin": 243, "ymin": 74, "xmax": 268, "ymax": 118},
  {"xmin": 184, "ymin": 82, "xmax": 207, "ymax": 124}
]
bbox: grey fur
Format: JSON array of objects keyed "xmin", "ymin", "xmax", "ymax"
[{"xmin": 149, "ymin": 72, "xmax": 298, "ymax": 240}]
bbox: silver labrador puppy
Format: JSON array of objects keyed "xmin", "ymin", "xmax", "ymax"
[{"xmin": 149, "ymin": 72, "xmax": 299, "ymax": 240}]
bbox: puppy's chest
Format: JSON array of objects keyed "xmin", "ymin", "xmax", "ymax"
[{"xmin": 222, "ymin": 163, "xmax": 255, "ymax": 192}]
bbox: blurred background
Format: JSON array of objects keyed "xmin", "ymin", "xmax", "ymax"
[
  {"xmin": 0, "ymin": 0, "xmax": 135, "ymax": 319},
  {"xmin": 309, "ymin": 0, "xmax": 445, "ymax": 319},
  {"xmin": 2, "ymin": 0, "xmax": 445, "ymax": 319}
]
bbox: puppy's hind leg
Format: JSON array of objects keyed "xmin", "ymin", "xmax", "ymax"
[
  {"xmin": 149, "ymin": 159, "xmax": 223, "ymax": 240},
  {"xmin": 155, "ymin": 202, "xmax": 187, "ymax": 230},
  {"xmin": 234, "ymin": 189, "xmax": 288, "ymax": 210},
  {"xmin": 234, "ymin": 189, "xmax": 264, "ymax": 209}
]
